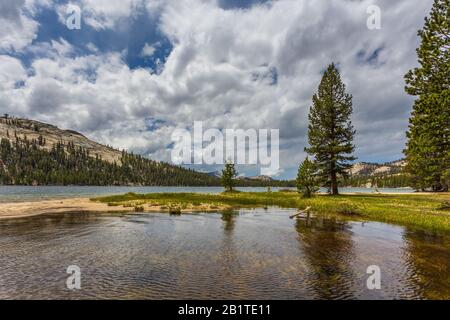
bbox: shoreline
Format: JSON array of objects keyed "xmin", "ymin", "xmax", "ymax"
[
  {"xmin": 0, "ymin": 197, "xmax": 234, "ymax": 220},
  {"xmin": 0, "ymin": 191, "xmax": 445, "ymax": 218},
  {"xmin": 0, "ymin": 198, "xmax": 136, "ymax": 220},
  {"xmin": 0, "ymin": 192, "xmax": 448, "ymax": 233}
]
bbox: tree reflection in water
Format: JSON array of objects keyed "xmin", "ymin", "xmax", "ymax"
[{"xmin": 295, "ymin": 214, "xmax": 357, "ymax": 299}]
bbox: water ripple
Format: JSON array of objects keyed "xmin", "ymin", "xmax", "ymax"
[{"xmin": 0, "ymin": 209, "xmax": 448, "ymax": 299}]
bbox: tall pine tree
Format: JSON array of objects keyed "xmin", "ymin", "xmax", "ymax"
[
  {"xmin": 305, "ymin": 63, "xmax": 356, "ymax": 195},
  {"xmin": 404, "ymin": 0, "xmax": 449, "ymax": 191}
]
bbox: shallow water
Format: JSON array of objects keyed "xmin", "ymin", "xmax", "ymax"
[
  {"xmin": 0, "ymin": 208, "xmax": 448, "ymax": 300},
  {"xmin": 0, "ymin": 186, "xmax": 415, "ymax": 202}
]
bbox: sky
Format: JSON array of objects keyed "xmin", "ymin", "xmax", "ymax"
[{"xmin": 0, "ymin": 0, "xmax": 434, "ymax": 179}]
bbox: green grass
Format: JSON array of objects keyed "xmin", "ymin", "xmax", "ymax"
[{"xmin": 92, "ymin": 191, "xmax": 450, "ymax": 233}]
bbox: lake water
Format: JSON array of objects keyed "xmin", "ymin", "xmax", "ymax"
[
  {"xmin": 0, "ymin": 186, "xmax": 416, "ymax": 202},
  {"xmin": 0, "ymin": 208, "xmax": 448, "ymax": 299}
]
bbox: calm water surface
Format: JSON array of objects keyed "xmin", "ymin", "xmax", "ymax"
[
  {"xmin": 0, "ymin": 186, "xmax": 415, "ymax": 202},
  {"xmin": 0, "ymin": 208, "xmax": 448, "ymax": 299}
]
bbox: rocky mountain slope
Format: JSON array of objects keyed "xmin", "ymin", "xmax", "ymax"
[
  {"xmin": 344, "ymin": 160, "xmax": 410, "ymax": 188},
  {"xmin": 0, "ymin": 116, "xmax": 122, "ymax": 164},
  {"xmin": 347, "ymin": 160, "xmax": 406, "ymax": 177},
  {"xmin": 0, "ymin": 116, "xmax": 292, "ymax": 186}
]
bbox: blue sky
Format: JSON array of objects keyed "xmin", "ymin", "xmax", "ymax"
[
  {"xmin": 16, "ymin": 1, "xmax": 172, "ymax": 71},
  {"xmin": 16, "ymin": 0, "xmax": 271, "ymax": 71},
  {"xmin": 0, "ymin": 0, "xmax": 434, "ymax": 179}
]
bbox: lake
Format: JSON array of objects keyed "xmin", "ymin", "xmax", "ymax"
[
  {"xmin": 0, "ymin": 186, "xmax": 415, "ymax": 202},
  {"xmin": 0, "ymin": 208, "xmax": 448, "ymax": 299}
]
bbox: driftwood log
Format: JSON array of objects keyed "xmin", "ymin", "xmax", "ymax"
[{"xmin": 289, "ymin": 206, "xmax": 311, "ymax": 219}]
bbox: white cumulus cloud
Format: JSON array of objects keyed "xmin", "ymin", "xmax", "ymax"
[{"xmin": 0, "ymin": 0, "xmax": 436, "ymax": 177}]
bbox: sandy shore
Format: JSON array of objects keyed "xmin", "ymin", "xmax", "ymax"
[
  {"xmin": 0, "ymin": 198, "xmax": 232, "ymax": 220},
  {"xmin": 0, "ymin": 198, "xmax": 136, "ymax": 220}
]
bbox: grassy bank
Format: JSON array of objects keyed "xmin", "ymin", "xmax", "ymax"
[{"xmin": 93, "ymin": 191, "xmax": 450, "ymax": 233}]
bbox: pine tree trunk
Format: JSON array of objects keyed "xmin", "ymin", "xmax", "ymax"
[
  {"xmin": 331, "ymin": 172, "xmax": 338, "ymax": 195},
  {"xmin": 330, "ymin": 160, "xmax": 339, "ymax": 195}
]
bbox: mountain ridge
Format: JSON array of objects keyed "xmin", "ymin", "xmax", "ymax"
[
  {"xmin": 0, "ymin": 115, "xmax": 222, "ymax": 186},
  {"xmin": 1, "ymin": 116, "xmax": 407, "ymax": 185},
  {"xmin": 348, "ymin": 160, "xmax": 406, "ymax": 176},
  {"xmin": 0, "ymin": 116, "xmax": 294, "ymax": 186},
  {"xmin": 0, "ymin": 116, "xmax": 123, "ymax": 164}
]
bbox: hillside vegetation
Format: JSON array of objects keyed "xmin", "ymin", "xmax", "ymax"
[{"xmin": 0, "ymin": 116, "xmax": 292, "ymax": 187}]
